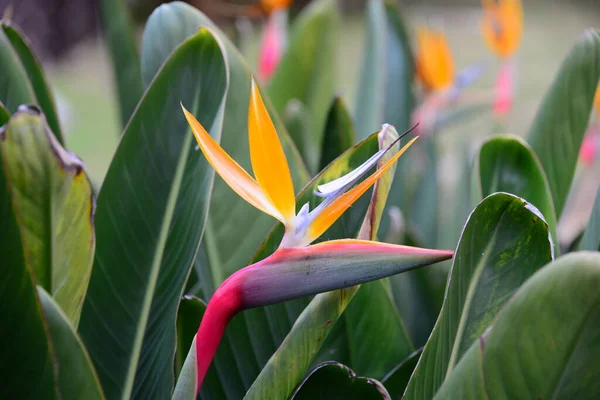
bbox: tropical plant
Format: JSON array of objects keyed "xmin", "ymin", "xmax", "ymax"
[{"xmin": 1, "ymin": 0, "xmax": 600, "ymax": 399}]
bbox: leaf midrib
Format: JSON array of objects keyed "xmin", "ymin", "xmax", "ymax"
[{"xmin": 121, "ymin": 129, "xmax": 194, "ymax": 400}]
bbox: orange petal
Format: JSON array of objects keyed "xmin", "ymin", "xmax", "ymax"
[
  {"xmin": 248, "ymin": 80, "xmax": 296, "ymax": 221},
  {"xmin": 307, "ymin": 137, "xmax": 419, "ymax": 243},
  {"xmin": 481, "ymin": 0, "xmax": 523, "ymax": 58},
  {"xmin": 416, "ymin": 28, "xmax": 454, "ymax": 91},
  {"xmin": 182, "ymin": 105, "xmax": 285, "ymax": 222}
]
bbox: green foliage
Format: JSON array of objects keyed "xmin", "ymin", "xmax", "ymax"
[
  {"xmin": 1, "ymin": 1, "xmax": 600, "ymax": 399},
  {"xmin": 291, "ymin": 362, "xmax": 390, "ymax": 399},
  {"xmin": 78, "ymin": 30, "xmax": 228, "ymax": 400},
  {"xmin": 435, "ymin": 252, "xmax": 600, "ymax": 399},
  {"xmin": 0, "ymin": 108, "xmax": 94, "ymax": 325},
  {"xmin": 527, "ymin": 29, "xmax": 600, "ymax": 216}
]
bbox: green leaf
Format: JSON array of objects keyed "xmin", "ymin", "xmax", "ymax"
[
  {"xmin": 99, "ymin": 0, "xmax": 143, "ymax": 128},
  {"xmin": 579, "ymin": 185, "xmax": 600, "ymax": 251},
  {"xmin": 0, "ymin": 101, "xmax": 9, "ymax": 124},
  {"xmin": 0, "ymin": 26, "xmax": 36, "ymax": 112},
  {"xmin": 319, "ymin": 96, "xmax": 356, "ymax": 171},
  {"xmin": 175, "ymin": 296, "xmax": 207, "ymax": 378},
  {"xmin": 37, "ymin": 288, "xmax": 105, "ymax": 400},
  {"xmin": 435, "ymin": 252, "xmax": 600, "ymax": 399},
  {"xmin": 267, "ymin": 0, "xmax": 339, "ymax": 173},
  {"xmin": 78, "ymin": 30, "xmax": 228, "ymax": 400},
  {"xmin": 291, "ymin": 362, "xmax": 391, "ymax": 400},
  {"xmin": 1, "ymin": 21, "xmax": 64, "ymax": 144},
  {"xmin": 0, "ymin": 127, "xmax": 57, "ymax": 398},
  {"xmin": 527, "ymin": 29, "xmax": 600, "ymax": 216},
  {"xmin": 354, "ymin": 0, "xmax": 414, "ymax": 140},
  {"xmin": 141, "ymin": 1, "xmax": 310, "ymax": 284},
  {"xmin": 404, "ymin": 193, "xmax": 554, "ymax": 399},
  {"xmin": 475, "ymin": 135, "xmax": 558, "ymax": 249},
  {"xmin": 409, "ymin": 139, "xmax": 439, "ymax": 247},
  {"xmin": 381, "ymin": 349, "xmax": 422, "ymax": 398},
  {"xmin": 0, "ymin": 170, "xmax": 103, "ymax": 399},
  {"xmin": 0, "ymin": 107, "xmax": 95, "ymax": 326}
]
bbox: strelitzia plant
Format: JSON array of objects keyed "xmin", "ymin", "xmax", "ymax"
[
  {"xmin": 181, "ymin": 80, "xmax": 453, "ymax": 392},
  {"xmin": 481, "ymin": 0, "xmax": 523, "ymax": 118}
]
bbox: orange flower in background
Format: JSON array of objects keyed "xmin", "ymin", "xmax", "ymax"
[
  {"xmin": 481, "ymin": 0, "xmax": 523, "ymax": 58},
  {"xmin": 415, "ymin": 27, "xmax": 455, "ymax": 92},
  {"xmin": 261, "ymin": 0, "xmax": 292, "ymax": 13}
]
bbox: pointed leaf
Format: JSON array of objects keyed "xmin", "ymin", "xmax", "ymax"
[
  {"xmin": 0, "ymin": 107, "xmax": 94, "ymax": 325},
  {"xmin": 435, "ymin": 252, "xmax": 600, "ymax": 399},
  {"xmin": 319, "ymin": 96, "xmax": 356, "ymax": 171},
  {"xmin": 267, "ymin": 0, "xmax": 339, "ymax": 173},
  {"xmin": 404, "ymin": 193, "xmax": 554, "ymax": 399},
  {"xmin": 527, "ymin": 29, "xmax": 600, "ymax": 216},
  {"xmin": 0, "ymin": 26, "xmax": 36, "ymax": 112},
  {"xmin": 78, "ymin": 30, "xmax": 228, "ymax": 400},
  {"xmin": 1, "ymin": 21, "xmax": 64, "ymax": 143},
  {"xmin": 475, "ymin": 135, "xmax": 558, "ymax": 248},
  {"xmin": 99, "ymin": 0, "xmax": 143, "ymax": 128},
  {"xmin": 291, "ymin": 362, "xmax": 391, "ymax": 400},
  {"xmin": 579, "ymin": 185, "xmax": 600, "ymax": 251},
  {"xmin": 37, "ymin": 288, "xmax": 105, "ymax": 400}
]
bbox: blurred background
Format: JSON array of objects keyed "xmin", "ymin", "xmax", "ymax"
[{"xmin": 0, "ymin": 0, "xmax": 599, "ymax": 242}]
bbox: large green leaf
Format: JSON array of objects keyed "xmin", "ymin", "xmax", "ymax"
[
  {"xmin": 579, "ymin": 185, "xmax": 600, "ymax": 251},
  {"xmin": 37, "ymin": 288, "xmax": 105, "ymax": 400},
  {"xmin": 1, "ymin": 21, "xmax": 64, "ymax": 144},
  {"xmin": 78, "ymin": 30, "xmax": 228, "ymax": 400},
  {"xmin": 0, "ymin": 101, "xmax": 9, "ymax": 124},
  {"xmin": 354, "ymin": 0, "xmax": 413, "ymax": 140},
  {"xmin": 319, "ymin": 96, "xmax": 356, "ymax": 171},
  {"xmin": 0, "ymin": 160, "xmax": 103, "ymax": 398},
  {"xmin": 527, "ymin": 29, "xmax": 600, "ymax": 216},
  {"xmin": 0, "ymin": 120, "xmax": 56, "ymax": 398},
  {"xmin": 404, "ymin": 193, "xmax": 554, "ymax": 399},
  {"xmin": 99, "ymin": 0, "xmax": 144, "ymax": 129},
  {"xmin": 435, "ymin": 252, "xmax": 600, "ymax": 399},
  {"xmin": 266, "ymin": 0, "xmax": 338, "ymax": 173},
  {"xmin": 0, "ymin": 26, "xmax": 36, "ymax": 112},
  {"xmin": 140, "ymin": 1, "xmax": 309, "ymax": 285},
  {"xmin": 475, "ymin": 135, "xmax": 557, "ymax": 248},
  {"xmin": 291, "ymin": 362, "xmax": 391, "ymax": 400},
  {"xmin": 0, "ymin": 108, "xmax": 94, "ymax": 326}
]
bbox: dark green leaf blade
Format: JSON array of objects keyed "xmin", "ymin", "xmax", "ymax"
[
  {"xmin": 1, "ymin": 21, "xmax": 64, "ymax": 144},
  {"xmin": 0, "ymin": 123, "xmax": 57, "ymax": 398},
  {"xmin": 291, "ymin": 362, "xmax": 391, "ymax": 400},
  {"xmin": 381, "ymin": 349, "xmax": 422, "ymax": 398},
  {"xmin": 527, "ymin": 29, "xmax": 600, "ymax": 216},
  {"xmin": 37, "ymin": 288, "xmax": 105, "ymax": 400},
  {"xmin": 435, "ymin": 252, "xmax": 600, "ymax": 399},
  {"xmin": 78, "ymin": 30, "xmax": 228, "ymax": 400},
  {"xmin": 0, "ymin": 27, "xmax": 36, "ymax": 112},
  {"xmin": 100, "ymin": 0, "xmax": 143, "ymax": 128},
  {"xmin": 0, "ymin": 107, "xmax": 95, "ymax": 326},
  {"xmin": 319, "ymin": 96, "xmax": 356, "ymax": 171},
  {"xmin": 476, "ymin": 135, "xmax": 557, "ymax": 247},
  {"xmin": 404, "ymin": 193, "xmax": 554, "ymax": 399}
]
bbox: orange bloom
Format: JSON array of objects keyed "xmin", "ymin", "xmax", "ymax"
[
  {"xmin": 415, "ymin": 27, "xmax": 455, "ymax": 92},
  {"xmin": 261, "ymin": 0, "xmax": 292, "ymax": 13},
  {"xmin": 481, "ymin": 0, "xmax": 523, "ymax": 58}
]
